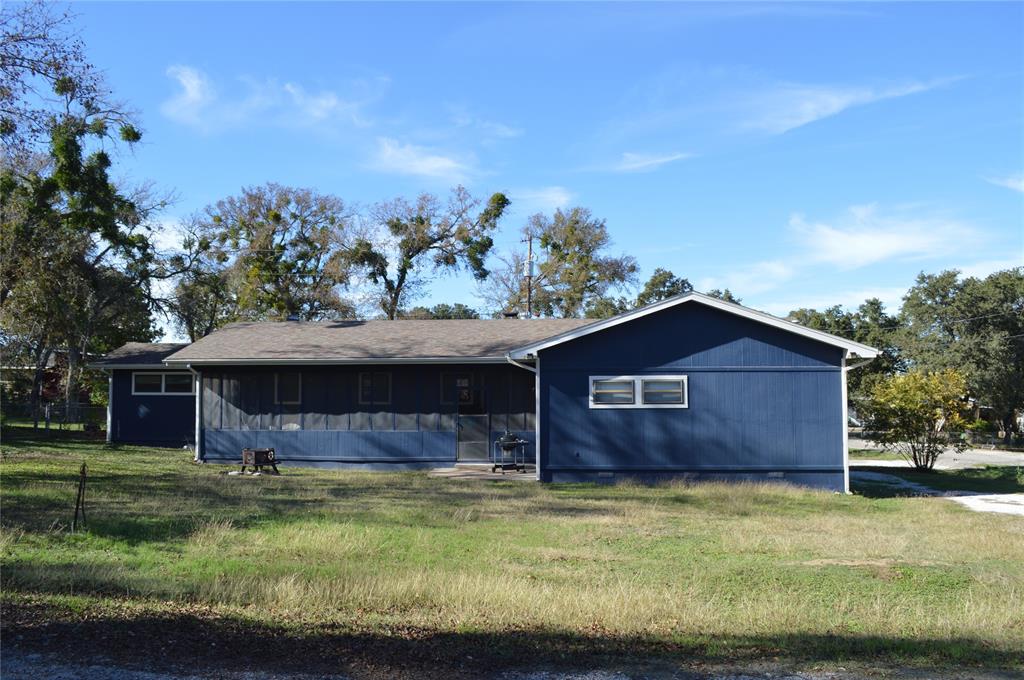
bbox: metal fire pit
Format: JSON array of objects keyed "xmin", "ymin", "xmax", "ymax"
[
  {"xmin": 492, "ymin": 431, "xmax": 529, "ymax": 473},
  {"xmin": 240, "ymin": 448, "xmax": 280, "ymax": 475}
]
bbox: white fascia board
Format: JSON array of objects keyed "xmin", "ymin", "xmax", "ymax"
[
  {"xmin": 88, "ymin": 363, "xmax": 190, "ymax": 370},
  {"xmin": 508, "ymin": 292, "xmax": 880, "ymax": 360},
  {"xmin": 162, "ymin": 356, "xmax": 510, "ymax": 366}
]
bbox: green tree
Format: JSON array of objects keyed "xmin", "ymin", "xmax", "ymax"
[
  {"xmin": 192, "ymin": 184, "xmax": 357, "ymax": 322},
  {"xmin": 862, "ymin": 369, "xmax": 969, "ymax": 470},
  {"xmin": 705, "ymin": 288, "xmax": 741, "ymax": 303},
  {"xmin": 788, "ymin": 299, "xmax": 903, "ymax": 397},
  {"xmin": 401, "ymin": 303, "xmax": 480, "ymax": 320},
  {"xmin": 899, "ymin": 268, "xmax": 1024, "ymax": 443},
  {"xmin": 636, "ymin": 268, "xmax": 692, "ymax": 306},
  {"xmin": 481, "ymin": 207, "xmax": 636, "ymax": 318},
  {"xmin": 350, "ymin": 186, "xmax": 509, "ymax": 319}
]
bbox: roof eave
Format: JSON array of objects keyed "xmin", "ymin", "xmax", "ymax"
[
  {"xmin": 162, "ymin": 356, "xmax": 511, "ymax": 366},
  {"xmin": 508, "ymin": 292, "xmax": 880, "ymax": 360}
]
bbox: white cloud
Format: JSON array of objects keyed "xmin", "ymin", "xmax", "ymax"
[
  {"xmin": 956, "ymin": 258, "xmax": 1023, "ymax": 279},
  {"xmin": 698, "ymin": 259, "xmax": 796, "ymax": 296},
  {"xmin": 161, "ymin": 65, "xmax": 215, "ymax": 126},
  {"xmin": 510, "ymin": 186, "xmax": 575, "ymax": 214},
  {"xmin": 369, "ymin": 137, "xmax": 473, "ymax": 182},
  {"xmin": 161, "ymin": 65, "xmax": 381, "ymax": 131},
  {"xmin": 614, "ymin": 151, "xmax": 691, "ymax": 172},
  {"xmin": 452, "ymin": 111, "xmax": 523, "ymax": 139},
  {"xmin": 985, "ymin": 174, "xmax": 1024, "ymax": 193},
  {"xmin": 790, "ymin": 204, "xmax": 975, "ymax": 269},
  {"xmin": 741, "ymin": 78, "xmax": 955, "ymax": 135}
]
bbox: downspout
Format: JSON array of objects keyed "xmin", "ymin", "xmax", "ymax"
[
  {"xmin": 841, "ymin": 354, "xmax": 876, "ymax": 494},
  {"xmin": 105, "ymin": 370, "xmax": 113, "ymax": 444},
  {"xmin": 504, "ymin": 353, "xmax": 542, "ymax": 481},
  {"xmin": 504, "ymin": 353, "xmax": 536, "ymax": 374},
  {"xmin": 187, "ymin": 364, "xmax": 202, "ymax": 462}
]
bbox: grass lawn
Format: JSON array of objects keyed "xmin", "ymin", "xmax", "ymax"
[
  {"xmin": 852, "ymin": 465, "xmax": 1024, "ymax": 498},
  {"xmin": 2, "ymin": 426, "xmax": 1023, "ymax": 677},
  {"xmin": 847, "ymin": 448, "xmax": 906, "ymax": 461}
]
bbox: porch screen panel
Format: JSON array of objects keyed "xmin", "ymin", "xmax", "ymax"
[
  {"xmin": 304, "ymin": 371, "xmax": 328, "ymax": 430},
  {"xmin": 259, "ymin": 372, "xmax": 277, "ymax": 430},
  {"xmin": 489, "ymin": 370, "xmax": 509, "ymax": 432},
  {"xmin": 221, "ymin": 374, "xmax": 241, "ymax": 430},
  {"xmin": 327, "ymin": 370, "xmax": 350, "ymax": 430},
  {"xmin": 418, "ymin": 367, "xmax": 439, "ymax": 431},
  {"xmin": 351, "ymin": 369, "xmax": 371, "ymax": 430},
  {"xmin": 238, "ymin": 372, "xmax": 260, "ymax": 430},
  {"xmin": 202, "ymin": 374, "xmax": 221, "ymax": 430},
  {"xmin": 508, "ymin": 371, "xmax": 534, "ymax": 431},
  {"xmin": 394, "ymin": 370, "xmax": 418, "ymax": 431}
]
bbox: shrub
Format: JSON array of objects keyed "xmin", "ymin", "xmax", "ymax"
[{"xmin": 862, "ymin": 369, "xmax": 970, "ymax": 470}]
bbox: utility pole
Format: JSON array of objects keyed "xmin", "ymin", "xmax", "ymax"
[{"xmin": 521, "ymin": 233, "xmax": 535, "ymax": 317}]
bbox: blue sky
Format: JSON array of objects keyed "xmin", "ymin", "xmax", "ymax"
[{"xmin": 71, "ymin": 2, "xmax": 1023, "ymax": 338}]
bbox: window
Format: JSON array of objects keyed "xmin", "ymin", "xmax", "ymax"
[
  {"xmin": 132, "ymin": 372, "xmax": 195, "ymax": 396},
  {"xmin": 589, "ymin": 375, "xmax": 688, "ymax": 409},
  {"xmin": 591, "ymin": 379, "xmax": 635, "ymax": 405},
  {"xmin": 275, "ymin": 372, "xmax": 301, "ymax": 405},
  {"xmin": 359, "ymin": 372, "xmax": 391, "ymax": 405},
  {"xmin": 642, "ymin": 378, "xmax": 686, "ymax": 405},
  {"xmin": 164, "ymin": 374, "xmax": 194, "ymax": 394}
]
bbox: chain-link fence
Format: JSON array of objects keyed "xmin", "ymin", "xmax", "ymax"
[{"xmin": 1, "ymin": 402, "xmax": 107, "ymax": 433}]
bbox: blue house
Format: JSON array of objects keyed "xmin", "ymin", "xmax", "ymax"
[{"xmin": 95, "ymin": 293, "xmax": 877, "ymax": 492}]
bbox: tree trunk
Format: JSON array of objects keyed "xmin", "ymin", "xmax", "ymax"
[
  {"xmin": 30, "ymin": 345, "xmax": 52, "ymax": 428},
  {"xmin": 65, "ymin": 343, "xmax": 82, "ymax": 422}
]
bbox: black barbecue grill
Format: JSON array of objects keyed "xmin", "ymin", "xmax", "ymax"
[{"xmin": 492, "ymin": 431, "xmax": 529, "ymax": 473}]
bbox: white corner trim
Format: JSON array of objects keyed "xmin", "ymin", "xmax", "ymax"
[
  {"xmin": 535, "ymin": 354, "xmax": 542, "ymax": 481},
  {"xmin": 841, "ymin": 352, "xmax": 850, "ymax": 495},
  {"xmin": 508, "ymin": 292, "xmax": 879, "ymax": 360}
]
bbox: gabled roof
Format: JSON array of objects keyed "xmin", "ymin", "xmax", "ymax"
[
  {"xmin": 163, "ymin": 319, "xmax": 592, "ymax": 365},
  {"xmin": 507, "ymin": 292, "xmax": 879, "ymax": 360},
  {"xmin": 89, "ymin": 342, "xmax": 190, "ymax": 369}
]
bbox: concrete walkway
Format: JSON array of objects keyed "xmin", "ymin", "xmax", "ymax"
[{"xmin": 429, "ymin": 464, "xmax": 536, "ymax": 480}]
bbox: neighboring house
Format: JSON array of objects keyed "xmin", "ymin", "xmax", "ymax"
[{"xmin": 92, "ymin": 293, "xmax": 878, "ymax": 491}]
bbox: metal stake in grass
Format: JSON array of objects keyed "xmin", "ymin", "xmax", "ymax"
[{"xmin": 71, "ymin": 462, "xmax": 87, "ymax": 532}]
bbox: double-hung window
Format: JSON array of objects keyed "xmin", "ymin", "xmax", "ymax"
[{"xmin": 589, "ymin": 375, "xmax": 688, "ymax": 409}]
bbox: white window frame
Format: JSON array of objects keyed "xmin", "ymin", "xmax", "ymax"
[
  {"xmin": 274, "ymin": 372, "xmax": 302, "ymax": 405},
  {"xmin": 131, "ymin": 372, "xmax": 196, "ymax": 396},
  {"xmin": 589, "ymin": 375, "xmax": 688, "ymax": 409},
  {"xmin": 358, "ymin": 371, "xmax": 392, "ymax": 406}
]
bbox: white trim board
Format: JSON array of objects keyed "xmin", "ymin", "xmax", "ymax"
[{"xmin": 509, "ymin": 291, "xmax": 879, "ymax": 360}]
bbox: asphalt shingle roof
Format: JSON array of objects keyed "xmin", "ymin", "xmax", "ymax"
[
  {"xmin": 163, "ymin": 319, "xmax": 594, "ymax": 364},
  {"xmin": 92, "ymin": 342, "xmax": 190, "ymax": 366}
]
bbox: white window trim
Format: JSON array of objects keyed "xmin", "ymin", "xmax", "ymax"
[
  {"xmin": 589, "ymin": 374, "xmax": 688, "ymax": 409},
  {"xmin": 358, "ymin": 371, "xmax": 392, "ymax": 406},
  {"xmin": 274, "ymin": 372, "xmax": 302, "ymax": 405},
  {"xmin": 131, "ymin": 372, "xmax": 196, "ymax": 396}
]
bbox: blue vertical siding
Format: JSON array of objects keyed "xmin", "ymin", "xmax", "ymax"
[
  {"xmin": 110, "ymin": 370, "xmax": 195, "ymax": 446},
  {"xmin": 538, "ymin": 302, "xmax": 846, "ymax": 490}
]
